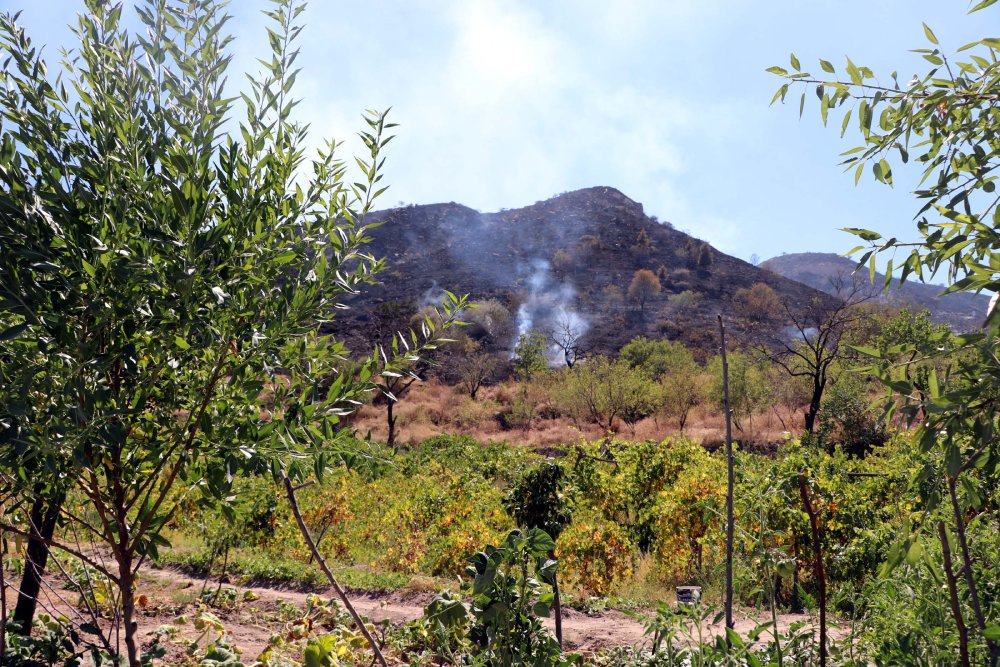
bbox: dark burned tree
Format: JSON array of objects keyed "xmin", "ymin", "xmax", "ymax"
[
  {"xmin": 759, "ymin": 275, "xmax": 873, "ymax": 433},
  {"xmin": 548, "ymin": 311, "xmax": 585, "ymax": 368}
]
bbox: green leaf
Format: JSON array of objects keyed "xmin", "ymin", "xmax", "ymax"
[
  {"xmin": 766, "ymin": 66, "xmax": 789, "ymax": 76},
  {"xmin": 174, "ymin": 336, "xmax": 191, "ymax": 350},
  {"xmin": 985, "ymin": 625, "xmax": 1000, "ymax": 641},
  {"xmin": 922, "ymin": 23, "xmax": 939, "ymax": 45},
  {"xmin": 819, "ymin": 59, "xmax": 835, "ymax": 73},
  {"xmin": 905, "ymin": 540, "xmax": 923, "ymax": 565},
  {"xmin": 844, "ymin": 227, "xmax": 882, "ymax": 241},
  {"xmin": 790, "ymin": 53, "xmax": 801, "ymax": 71},
  {"xmin": 969, "ymin": 0, "xmax": 998, "ymax": 13}
]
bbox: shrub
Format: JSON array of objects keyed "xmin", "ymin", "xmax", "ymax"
[{"xmin": 557, "ymin": 519, "xmax": 637, "ymax": 595}]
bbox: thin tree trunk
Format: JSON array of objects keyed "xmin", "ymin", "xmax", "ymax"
[
  {"xmin": 282, "ymin": 474, "xmax": 389, "ymax": 667},
  {"xmin": 798, "ymin": 475, "xmax": 826, "ymax": 667},
  {"xmin": 718, "ymin": 315, "xmax": 735, "ymax": 640},
  {"xmin": 13, "ymin": 489, "xmax": 64, "ymax": 635},
  {"xmin": 1, "ymin": 525, "xmax": 7, "ymax": 665},
  {"xmin": 119, "ymin": 551, "xmax": 139, "ymax": 667},
  {"xmin": 549, "ymin": 550, "xmax": 563, "ymax": 649},
  {"xmin": 947, "ymin": 477, "xmax": 999, "ymax": 664},
  {"xmin": 937, "ymin": 521, "xmax": 971, "ymax": 667},
  {"xmin": 386, "ymin": 401, "xmax": 397, "ymax": 449}
]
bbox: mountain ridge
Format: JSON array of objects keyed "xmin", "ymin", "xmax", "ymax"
[
  {"xmin": 331, "ymin": 186, "xmax": 838, "ymax": 360},
  {"xmin": 761, "ymin": 252, "xmax": 989, "ymax": 331}
]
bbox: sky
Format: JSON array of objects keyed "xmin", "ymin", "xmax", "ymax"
[{"xmin": 1, "ymin": 1, "xmax": 993, "ymax": 266}]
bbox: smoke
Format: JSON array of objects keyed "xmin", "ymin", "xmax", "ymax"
[
  {"xmin": 419, "ymin": 280, "xmax": 447, "ymax": 308},
  {"xmin": 512, "ymin": 259, "xmax": 589, "ymax": 365}
]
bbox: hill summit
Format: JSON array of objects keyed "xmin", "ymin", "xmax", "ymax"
[{"xmin": 336, "ymin": 187, "xmax": 834, "ymax": 358}]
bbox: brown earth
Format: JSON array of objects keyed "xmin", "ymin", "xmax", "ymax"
[{"xmin": 8, "ymin": 563, "xmax": 838, "ymax": 664}]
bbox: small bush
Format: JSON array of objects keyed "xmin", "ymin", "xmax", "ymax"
[{"xmin": 557, "ymin": 518, "xmax": 637, "ymax": 595}]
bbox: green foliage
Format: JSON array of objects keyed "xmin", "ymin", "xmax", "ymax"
[
  {"xmin": 774, "ymin": 10, "xmax": 1000, "ymax": 661},
  {"xmin": 556, "ymin": 518, "xmax": 637, "ymax": 595},
  {"xmin": 0, "ymin": 1, "xmax": 462, "ymax": 661},
  {"xmin": 3, "ymin": 614, "xmax": 104, "ymax": 667},
  {"xmin": 558, "ymin": 356, "xmax": 661, "ymax": 432},
  {"xmin": 619, "ymin": 337, "xmax": 702, "ymax": 431},
  {"xmin": 513, "ymin": 331, "xmax": 550, "ymax": 381},
  {"xmin": 505, "ymin": 463, "xmax": 573, "ymax": 540},
  {"xmin": 465, "ymin": 528, "xmax": 574, "ymax": 666},
  {"xmin": 706, "ymin": 352, "xmax": 769, "ymax": 433},
  {"xmin": 572, "ymin": 438, "xmax": 712, "ymax": 554},
  {"xmin": 816, "ymin": 375, "xmax": 887, "ymax": 456}
]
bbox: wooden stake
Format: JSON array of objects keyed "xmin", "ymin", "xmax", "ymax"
[{"xmin": 719, "ymin": 315, "xmax": 735, "ymax": 640}]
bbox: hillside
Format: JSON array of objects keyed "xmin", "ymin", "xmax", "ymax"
[
  {"xmin": 330, "ymin": 187, "xmax": 834, "ymax": 360},
  {"xmin": 761, "ymin": 252, "xmax": 989, "ymax": 331}
]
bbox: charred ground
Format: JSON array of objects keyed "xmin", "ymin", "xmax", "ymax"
[{"xmin": 332, "ymin": 187, "xmax": 835, "ymax": 359}]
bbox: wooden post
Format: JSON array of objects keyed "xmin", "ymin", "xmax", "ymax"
[{"xmin": 718, "ymin": 315, "xmax": 735, "ymax": 640}]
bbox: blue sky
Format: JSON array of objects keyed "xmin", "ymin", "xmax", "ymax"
[{"xmin": 1, "ymin": 1, "xmax": 992, "ymax": 266}]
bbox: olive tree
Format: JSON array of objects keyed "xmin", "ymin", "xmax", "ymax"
[
  {"xmin": 772, "ymin": 8, "xmax": 1000, "ymax": 663},
  {"xmin": 0, "ymin": 2, "xmax": 459, "ymax": 664}
]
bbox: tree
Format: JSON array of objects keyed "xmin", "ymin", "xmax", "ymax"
[
  {"xmin": 628, "ymin": 268, "xmax": 661, "ymax": 312},
  {"xmin": 513, "ymin": 330, "xmax": 549, "ymax": 380},
  {"xmin": 560, "ymin": 356, "xmax": 661, "ymax": 432},
  {"xmin": 548, "ymin": 310, "xmax": 586, "ymax": 368},
  {"xmin": 732, "ymin": 282, "xmax": 783, "ymax": 327},
  {"xmin": 619, "ymin": 336, "xmax": 703, "ymax": 431},
  {"xmin": 0, "ymin": 3, "xmax": 460, "ymax": 664},
  {"xmin": 772, "ymin": 11, "xmax": 1000, "ymax": 662},
  {"xmin": 707, "ymin": 352, "xmax": 769, "ymax": 434},
  {"xmin": 455, "ymin": 339, "xmax": 498, "ymax": 400},
  {"xmin": 758, "ymin": 276, "xmax": 873, "ymax": 433},
  {"xmin": 504, "ymin": 463, "xmax": 573, "ymax": 648},
  {"xmin": 697, "ymin": 242, "xmax": 713, "ymax": 269}
]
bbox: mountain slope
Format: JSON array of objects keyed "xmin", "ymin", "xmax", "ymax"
[
  {"xmin": 761, "ymin": 252, "xmax": 989, "ymax": 331},
  {"xmin": 332, "ymin": 187, "xmax": 837, "ymax": 359}
]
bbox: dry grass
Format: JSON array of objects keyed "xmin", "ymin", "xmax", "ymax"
[{"xmin": 350, "ymin": 378, "xmax": 804, "ymax": 451}]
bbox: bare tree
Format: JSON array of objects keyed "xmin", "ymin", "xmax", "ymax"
[
  {"xmin": 455, "ymin": 340, "xmax": 498, "ymax": 400},
  {"xmin": 761, "ymin": 274, "xmax": 874, "ymax": 432},
  {"xmin": 548, "ymin": 311, "xmax": 586, "ymax": 368}
]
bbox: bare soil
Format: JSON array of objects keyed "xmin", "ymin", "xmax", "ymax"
[{"xmin": 7, "ymin": 564, "xmax": 833, "ymax": 663}]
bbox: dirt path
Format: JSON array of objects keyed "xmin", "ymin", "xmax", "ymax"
[
  {"xmin": 10, "ymin": 564, "xmax": 832, "ymax": 661},
  {"xmin": 138, "ymin": 567, "xmax": 830, "ymax": 655}
]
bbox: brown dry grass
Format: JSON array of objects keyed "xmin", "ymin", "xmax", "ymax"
[{"xmin": 350, "ymin": 378, "xmax": 804, "ymax": 450}]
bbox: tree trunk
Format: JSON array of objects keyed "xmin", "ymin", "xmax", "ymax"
[
  {"xmin": 804, "ymin": 378, "xmax": 824, "ymax": 433},
  {"xmin": 13, "ymin": 489, "xmax": 64, "ymax": 635},
  {"xmin": 549, "ymin": 550, "xmax": 563, "ymax": 649},
  {"xmin": 937, "ymin": 521, "xmax": 971, "ymax": 667},
  {"xmin": 948, "ymin": 477, "xmax": 1000, "ymax": 664},
  {"xmin": 282, "ymin": 474, "xmax": 389, "ymax": 667},
  {"xmin": 386, "ymin": 401, "xmax": 397, "ymax": 449},
  {"xmin": 119, "ymin": 551, "xmax": 140, "ymax": 667},
  {"xmin": 798, "ymin": 475, "xmax": 826, "ymax": 667}
]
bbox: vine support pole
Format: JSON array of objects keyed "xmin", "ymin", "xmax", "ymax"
[
  {"xmin": 282, "ymin": 474, "xmax": 389, "ymax": 667},
  {"xmin": 718, "ymin": 315, "xmax": 735, "ymax": 640}
]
